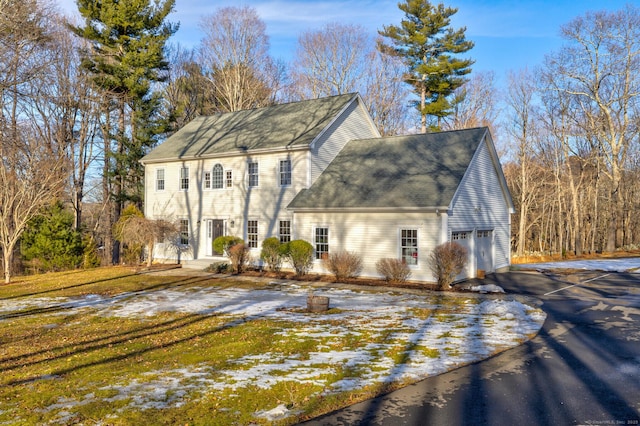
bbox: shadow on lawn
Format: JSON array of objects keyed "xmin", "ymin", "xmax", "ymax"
[
  {"xmin": 0, "ymin": 267, "xmax": 186, "ymax": 301},
  {"xmin": 0, "ymin": 273, "xmax": 216, "ymax": 320},
  {"xmin": 2, "ymin": 278, "xmax": 291, "ymax": 387}
]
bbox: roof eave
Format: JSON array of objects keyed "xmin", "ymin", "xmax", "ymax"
[
  {"xmin": 287, "ymin": 206, "xmax": 450, "ymax": 213},
  {"xmin": 140, "ymin": 144, "xmax": 310, "ymax": 165}
]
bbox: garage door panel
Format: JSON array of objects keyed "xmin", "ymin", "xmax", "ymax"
[
  {"xmin": 452, "ymin": 231, "xmax": 473, "ymax": 280},
  {"xmin": 476, "ymin": 230, "xmax": 494, "ymax": 273}
]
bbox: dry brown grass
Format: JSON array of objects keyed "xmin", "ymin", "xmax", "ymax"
[{"xmin": 512, "ymin": 249, "xmax": 640, "ymax": 265}]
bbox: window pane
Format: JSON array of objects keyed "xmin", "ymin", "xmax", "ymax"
[
  {"xmin": 212, "ymin": 164, "xmax": 223, "ymax": 189},
  {"xmin": 180, "ymin": 219, "xmax": 189, "ymax": 245},
  {"xmin": 315, "ymin": 227, "xmax": 328, "ymax": 260},
  {"xmin": 279, "ymin": 220, "xmax": 291, "ymax": 243},
  {"xmin": 247, "ymin": 220, "xmax": 258, "ymax": 248},
  {"xmin": 226, "ymin": 170, "xmax": 233, "ymax": 188},
  {"xmin": 180, "ymin": 167, "xmax": 189, "ymax": 190},
  {"xmin": 401, "ymin": 229, "xmax": 418, "ymax": 265},
  {"xmin": 279, "ymin": 159, "xmax": 291, "ymax": 186},
  {"xmin": 204, "ymin": 171, "xmax": 211, "ymax": 189},
  {"xmin": 156, "ymin": 169, "xmax": 165, "ymax": 191},
  {"xmin": 248, "ymin": 162, "xmax": 258, "ymax": 187}
]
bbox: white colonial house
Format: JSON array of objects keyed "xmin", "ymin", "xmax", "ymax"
[{"xmin": 140, "ymin": 93, "xmax": 514, "ymax": 282}]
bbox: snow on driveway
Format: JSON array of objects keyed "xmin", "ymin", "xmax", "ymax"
[
  {"xmin": 1, "ymin": 283, "xmax": 546, "ymax": 422},
  {"xmin": 518, "ymin": 257, "xmax": 640, "ymax": 273}
]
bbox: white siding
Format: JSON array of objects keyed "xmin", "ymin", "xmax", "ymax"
[
  {"xmin": 310, "ymin": 100, "xmax": 379, "ymax": 184},
  {"xmin": 144, "ymin": 99, "xmax": 378, "ymax": 263},
  {"xmin": 145, "ymin": 150, "xmax": 309, "ymax": 261},
  {"xmin": 293, "ymin": 211, "xmax": 442, "ymax": 282},
  {"xmin": 447, "ymin": 138, "xmax": 511, "ymax": 276}
]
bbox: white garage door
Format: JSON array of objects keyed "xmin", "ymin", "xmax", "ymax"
[
  {"xmin": 476, "ymin": 230, "xmax": 494, "ymax": 273},
  {"xmin": 452, "ymin": 231, "xmax": 473, "ymax": 280}
]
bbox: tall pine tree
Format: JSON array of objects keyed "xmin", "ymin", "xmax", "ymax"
[
  {"xmin": 379, "ymin": 0, "xmax": 474, "ymax": 132},
  {"xmin": 70, "ymin": 0, "xmax": 177, "ymax": 263}
]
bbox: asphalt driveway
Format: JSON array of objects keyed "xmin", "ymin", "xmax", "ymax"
[{"xmin": 302, "ymin": 268, "xmax": 640, "ymax": 425}]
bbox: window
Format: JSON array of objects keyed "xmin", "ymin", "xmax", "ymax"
[
  {"xmin": 226, "ymin": 170, "xmax": 233, "ymax": 188},
  {"xmin": 179, "ymin": 219, "xmax": 189, "ymax": 245},
  {"xmin": 279, "ymin": 159, "xmax": 292, "ymax": 186},
  {"xmin": 212, "ymin": 164, "xmax": 224, "ymax": 189},
  {"xmin": 247, "ymin": 220, "xmax": 258, "ymax": 248},
  {"xmin": 315, "ymin": 227, "xmax": 329, "ymax": 260},
  {"xmin": 401, "ymin": 229, "xmax": 418, "ymax": 265},
  {"xmin": 248, "ymin": 161, "xmax": 259, "ymax": 187},
  {"xmin": 279, "ymin": 220, "xmax": 291, "ymax": 243},
  {"xmin": 477, "ymin": 230, "xmax": 492, "ymax": 238},
  {"xmin": 452, "ymin": 231, "xmax": 469, "ymax": 241},
  {"xmin": 156, "ymin": 169, "xmax": 165, "ymax": 191},
  {"xmin": 204, "ymin": 171, "xmax": 211, "ymax": 189},
  {"xmin": 180, "ymin": 167, "xmax": 189, "ymax": 190}
]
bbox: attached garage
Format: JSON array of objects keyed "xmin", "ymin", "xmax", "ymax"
[{"xmin": 290, "ymin": 127, "xmax": 515, "ymax": 283}]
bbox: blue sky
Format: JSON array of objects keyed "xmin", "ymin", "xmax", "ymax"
[{"xmin": 58, "ymin": 0, "xmax": 632, "ymax": 80}]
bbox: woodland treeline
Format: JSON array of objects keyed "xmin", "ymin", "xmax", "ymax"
[{"xmin": 1, "ymin": 0, "xmax": 639, "ymax": 282}]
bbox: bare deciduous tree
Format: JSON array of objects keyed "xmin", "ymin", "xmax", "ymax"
[
  {"xmin": 28, "ymin": 16, "xmax": 100, "ymax": 231},
  {"xmin": 114, "ymin": 214, "xmax": 177, "ymax": 267},
  {"xmin": 0, "ymin": 127, "xmax": 68, "ymax": 283},
  {"xmin": 443, "ymin": 71, "xmax": 500, "ymax": 134},
  {"xmin": 364, "ymin": 44, "xmax": 410, "ymax": 136},
  {"xmin": 290, "ymin": 23, "xmax": 368, "ymax": 99},
  {"xmin": 163, "ymin": 44, "xmax": 216, "ymax": 132},
  {"xmin": 543, "ymin": 5, "xmax": 640, "ymax": 252},
  {"xmin": 290, "ymin": 26, "xmax": 409, "ymax": 135},
  {"xmin": 199, "ymin": 6, "xmax": 282, "ymax": 112},
  {"xmin": 0, "ymin": 0, "xmax": 69, "ymax": 283},
  {"xmin": 505, "ymin": 69, "xmax": 545, "ymax": 257}
]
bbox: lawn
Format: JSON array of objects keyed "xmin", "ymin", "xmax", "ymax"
[{"xmin": 0, "ymin": 267, "xmax": 546, "ymax": 425}]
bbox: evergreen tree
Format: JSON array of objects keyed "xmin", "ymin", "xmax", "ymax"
[
  {"xmin": 21, "ymin": 202, "xmax": 84, "ymax": 273},
  {"xmin": 70, "ymin": 0, "xmax": 177, "ymax": 263},
  {"xmin": 379, "ymin": 0, "xmax": 474, "ymax": 132}
]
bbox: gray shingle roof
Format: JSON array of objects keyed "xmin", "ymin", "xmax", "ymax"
[
  {"xmin": 288, "ymin": 127, "xmax": 488, "ymax": 209},
  {"xmin": 141, "ymin": 93, "xmax": 358, "ymax": 162}
]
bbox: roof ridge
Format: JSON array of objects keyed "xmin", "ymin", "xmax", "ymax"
[{"xmin": 195, "ymin": 92, "xmax": 358, "ymax": 120}]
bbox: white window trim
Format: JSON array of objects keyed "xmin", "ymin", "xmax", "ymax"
[
  {"xmin": 179, "ymin": 218, "xmax": 190, "ymax": 246},
  {"xmin": 399, "ymin": 227, "xmax": 419, "ymax": 268},
  {"xmin": 180, "ymin": 166, "xmax": 190, "ymax": 191},
  {"xmin": 246, "ymin": 219, "xmax": 259, "ymax": 249},
  {"xmin": 278, "ymin": 219, "xmax": 292, "ymax": 244},
  {"xmin": 247, "ymin": 161, "xmax": 259, "ymax": 188},
  {"xmin": 155, "ymin": 168, "xmax": 165, "ymax": 192},
  {"xmin": 314, "ymin": 226, "xmax": 329, "ymax": 261},
  {"xmin": 279, "ymin": 158, "xmax": 292, "ymax": 187},
  {"xmin": 203, "ymin": 170, "xmax": 212, "ymax": 190},
  {"xmin": 225, "ymin": 169, "xmax": 233, "ymax": 189},
  {"xmin": 212, "ymin": 163, "xmax": 224, "ymax": 189}
]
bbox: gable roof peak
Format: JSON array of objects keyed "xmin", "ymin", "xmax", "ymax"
[
  {"xmin": 289, "ymin": 126, "xmax": 490, "ymax": 210},
  {"xmin": 141, "ymin": 93, "xmax": 361, "ymax": 163}
]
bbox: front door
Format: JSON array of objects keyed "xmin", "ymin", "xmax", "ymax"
[{"xmin": 206, "ymin": 219, "xmax": 225, "ymax": 256}]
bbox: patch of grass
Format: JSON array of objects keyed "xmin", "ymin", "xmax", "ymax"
[
  {"xmin": 437, "ymin": 331, "xmax": 453, "ymax": 339},
  {"xmin": 416, "ymin": 346, "xmax": 440, "ymax": 358},
  {"xmin": 444, "ymin": 347, "xmax": 462, "ymax": 357}
]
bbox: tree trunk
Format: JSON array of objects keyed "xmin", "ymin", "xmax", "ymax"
[
  {"xmin": 2, "ymin": 246, "xmax": 12, "ymax": 284},
  {"xmin": 606, "ymin": 166, "xmax": 621, "ymax": 253},
  {"xmin": 420, "ymin": 84, "xmax": 427, "ymax": 134}
]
